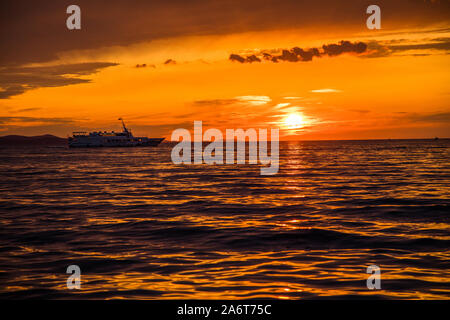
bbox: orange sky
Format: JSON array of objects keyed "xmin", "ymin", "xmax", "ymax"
[{"xmin": 0, "ymin": 1, "xmax": 449, "ymax": 140}]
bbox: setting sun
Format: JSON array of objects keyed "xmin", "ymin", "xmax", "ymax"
[{"xmin": 284, "ymin": 113, "xmax": 305, "ymax": 129}]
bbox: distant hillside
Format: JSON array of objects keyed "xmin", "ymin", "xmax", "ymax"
[{"xmin": 0, "ymin": 134, "xmax": 67, "ymax": 146}]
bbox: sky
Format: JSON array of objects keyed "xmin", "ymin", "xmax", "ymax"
[{"xmin": 0, "ymin": 0, "xmax": 449, "ymax": 140}]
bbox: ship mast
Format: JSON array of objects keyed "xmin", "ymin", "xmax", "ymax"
[{"xmin": 118, "ymin": 117, "xmax": 130, "ymax": 136}]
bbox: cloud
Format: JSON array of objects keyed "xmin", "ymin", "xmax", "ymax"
[
  {"xmin": 193, "ymin": 96, "xmax": 271, "ymax": 107},
  {"xmin": 364, "ymin": 37, "xmax": 450, "ymax": 58},
  {"xmin": 0, "ymin": 62, "xmax": 118, "ymax": 98},
  {"xmin": 246, "ymin": 55, "xmax": 261, "ymax": 63},
  {"xmin": 350, "ymin": 109, "xmax": 370, "ymax": 114},
  {"xmin": 364, "ymin": 41, "xmax": 393, "ymax": 58},
  {"xmin": 283, "ymin": 96, "xmax": 302, "ymax": 100},
  {"xmin": 229, "ymin": 40, "xmax": 368, "ymax": 64},
  {"xmin": 407, "ymin": 112, "xmax": 450, "ymax": 123},
  {"xmin": 276, "ymin": 49, "xmax": 301, "ymax": 62},
  {"xmin": 236, "ymin": 95, "xmax": 271, "ymax": 105},
  {"xmin": 0, "ymin": 116, "xmax": 75, "ymax": 125},
  {"xmin": 164, "ymin": 59, "xmax": 176, "ymax": 65},
  {"xmin": 1, "ymin": 63, "xmax": 119, "ymax": 76},
  {"xmin": 310, "ymin": 89, "xmax": 342, "ymax": 93},
  {"xmin": 275, "ymin": 103, "xmax": 290, "ymax": 109},
  {"xmin": 2, "ymin": 0, "xmax": 449, "ymax": 66},
  {"xmin": 293, "ymin": 47, "xmax": 321, "ymax": 61},
  {"xmin": 10, "ymin": 107, "xmax": 42, "ymax": 113},
  {"xmin": 231, "ymin": 37, "xmax": 450, "ymax": 64},
  {"xmin": 229, "ymin": 54, "xmax": 246, "ymax": 63},
  {"xmin": 229, "ymin": 54, "xmax": 261, "ymax": 63},
  {"xmin": 0, "ymin": 86, "xmax": 27, "ymax": 99},
  {"xmin": 135, "ymin": 63, "xmax": 156, "ymax": 68},
  {"xmin": 193, "ymin": 98, "xmax": 240, "ymax": 106},
  {"xmin": 135, "ymin": 63, "xmax": 155, "ymax": 68},
  {"xmin": 136, "ymin": 63, "xmax": 156, "ymax": 68},
  {"xmin": 322, "ymin": 41, "xmax": 367, "ymax": 56},
  {"xmin": 390, "ymin": 39, "xmax": 450, "ymax": 52}
]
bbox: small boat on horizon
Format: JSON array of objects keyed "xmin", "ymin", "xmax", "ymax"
[{"xmin": 68, "ymin": 118, "xmax": 164, "ymax": 148}]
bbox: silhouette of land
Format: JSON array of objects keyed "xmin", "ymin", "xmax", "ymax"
[{"xmin": 0, "ymin": 135, "xmax": 66, "ymax": 146}]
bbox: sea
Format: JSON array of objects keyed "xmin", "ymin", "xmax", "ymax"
[{"xmin": 0, "ymin": 139, "xmax": 449, "ymax": 299}]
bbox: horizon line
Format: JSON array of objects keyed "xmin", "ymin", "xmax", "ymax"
[{"xmin": 0, "ymin": 134, "xmax": 448, "ymax": 142}]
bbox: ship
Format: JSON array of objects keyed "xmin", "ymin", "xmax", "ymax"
[{"xmin": 68, "ymin": 118, "xmax": 164, "ymax": 148}]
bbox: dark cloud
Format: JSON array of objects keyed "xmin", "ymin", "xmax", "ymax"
[
  {"xmin": 11, "ymin": 107, "xmax": 42, "ymax": 113},
  {"xmin": 262, "ymin": 52, "xmax": 273, "ymax": 60},
  {"xmin": 229, "ymin": 54, "xmax": 246, "ymax": 63},
  {"xmin": 364, "ymin": 41, "xmax": 392, "ymax": 58},
  {"xmin": 0, "ymin": 116, "xmax": 74, "ymax": 125},
  {"xmin": 135, "ymin": 63, "xmax": 155, "ymax": 68},
  {"xmin": 364, "ymin": 37, "xmax": 450, "ymax": 58},
  {"xmin": 407, "ymin": 53, "xmax": 432, "ymax": 57},
  {"xmin": 1, "ymin": 63, "xmax": 118, "ymax": 76},
  {"xmin": 350, "ymin": 109, "xmax": 371, "ymax": 114},
  {"xmin": 164, "ymin": 59, "xmax": 176, "ymax": 65},
  {"xmin": 0, "ymin": 62, "xmax": 118, "ymax": 98},
  {"xmin": 132, "ymin": 121, "xmax": 194, "ymax": 133},
  {"xmin": 293, "ymin": 47, "xmax": 320, "ymax": 61},
  {"xmin": 230, "ymin": 40, "xmax": 368, "ymax": 64},
  {"xmin": 407, "ymin": 112, "xmax": 450, "ymax": 123},
  {"xmin": 1, "ymin": 0, "xmax": 449, "ymax": 66},
  {"xmin": 322, "ymin": 41, "xmax": 367, "ymax": 56},
  {"xmin": 135, "ymin": 63, "xmax": 156, "ymax": 68},
  {"xmin": 246, "ymin": 55, "xmax": 261, "ymax": 63},
  {"xmin": 193, "ymin": 98, "xmax": 239, "ymax": 106},
  {"xmin": 229, "ymin": 54, "xmax": 261, "ymax": 63},
  {"xmin": 389, "ymin": 40, "xmax": 450, "ymax": 52},
  {"xmin": 278, "ymin": 49, "xmax": 300, "ymax": 62},
  {"xmin": 0, "ymin": 86, "xmax": 27, "ymax": 99}
]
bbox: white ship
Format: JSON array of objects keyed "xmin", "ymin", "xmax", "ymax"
[{"xmin": 68, "ymin": 118, "xmax": 164, "ymax": 148}]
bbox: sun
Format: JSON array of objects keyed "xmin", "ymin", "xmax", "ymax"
[{"xmin": 284, "ymin": 113, "xmax": 305, "ymax": 129}]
